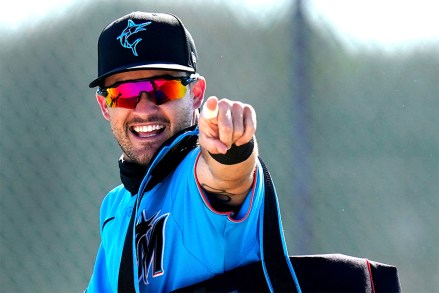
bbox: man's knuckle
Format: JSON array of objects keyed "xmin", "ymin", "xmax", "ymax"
[{"xmin": 221, "ymin": 124, "xmax": 233, "ymax": 135}]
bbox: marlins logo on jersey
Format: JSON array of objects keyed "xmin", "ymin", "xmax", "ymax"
[{"xmin": 136, "ymin": 210, "xmax": 169, "ymax": 285}]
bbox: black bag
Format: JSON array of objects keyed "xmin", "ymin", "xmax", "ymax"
[{"xmin": 173, "ymin": 254, "xmax": 401, "ymax": 292}]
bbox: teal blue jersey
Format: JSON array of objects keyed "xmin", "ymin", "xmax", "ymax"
[{"xmin": 87, "ymin": 129, "xmax": 265, "ymax": 292}]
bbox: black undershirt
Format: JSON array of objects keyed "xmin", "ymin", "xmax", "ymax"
[
  {"xmin": 119, "ymin": 159, "xmax": 148, "ymax": 196},
  {"xmin": 118, "ymin": 159, "xmax": 238, "ymax": 214}
]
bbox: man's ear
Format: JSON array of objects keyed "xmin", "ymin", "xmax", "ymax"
[
  {"xmin": 96, "ymin": 92, "xmax": 111, "ymax": 121},
  {"xmin": 191, "ymin": 76, "xmax": 206, "ymax": 109}
]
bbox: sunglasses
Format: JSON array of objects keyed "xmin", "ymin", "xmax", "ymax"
[{"xmin": 97, "ymin": 74, "xmax": 198, "ymax": 109}]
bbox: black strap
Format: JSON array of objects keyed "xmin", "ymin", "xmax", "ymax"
[
  {"xmin": 118, "ymin": 205, "xmax": 136, "ymax": 293},
  {"xmin": 144, "ymin": 132, "xmax": 198, "ymax": 192},
  {"xmin": 259, "ymin": 158, "xmax": 299, "ymax": 292}
]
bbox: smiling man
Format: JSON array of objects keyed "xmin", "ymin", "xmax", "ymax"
[
  {"xmin": 86, "ymin": 11, "xmax": 299, "ymax": 293},
  {"xmin": 97, "ymin": 69, "xmax": 203, "ymax": 166}
]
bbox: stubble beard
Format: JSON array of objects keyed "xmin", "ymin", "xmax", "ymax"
[{"xmin": 111, "ymin": 113, "xmax": 195, "ymax": 166}]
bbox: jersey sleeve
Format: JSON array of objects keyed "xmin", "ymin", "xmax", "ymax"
[
  {"xmin": 87, "ymin": 185, "xmax": 135, "ymax": 292},
  {"xmin": 86, "ymin": 243, "xmax": 112, "ymax": 293}
]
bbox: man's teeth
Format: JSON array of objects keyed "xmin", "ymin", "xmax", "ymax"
[{"xmin": 133, "ymin": 125, "xmax": 164, "ymax": 133}]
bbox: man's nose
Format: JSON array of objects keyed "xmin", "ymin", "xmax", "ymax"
[{"xmin": 134, "ymin": 92, "xmax": 157, "ymax": 111}]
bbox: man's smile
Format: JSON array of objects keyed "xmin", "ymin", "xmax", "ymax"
[{"xmin": 130, "ymin": 124, "xmax": 166, "ymax": 138}]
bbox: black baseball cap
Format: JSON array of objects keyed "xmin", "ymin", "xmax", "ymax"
[{"xmin": 89, "ymin": 11, "xmax": 198, "ymax": 88}]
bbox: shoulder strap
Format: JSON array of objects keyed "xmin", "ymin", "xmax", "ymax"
[
  {"xmin": 259, "ymin": 158, "xmax": 301, "ymax": 292},
  {"xmin": 118, "ymin": 206, "xmax": 136, "ymax": 293}
]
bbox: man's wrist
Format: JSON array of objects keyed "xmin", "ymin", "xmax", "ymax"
[{"xmin": 209, "ymin": 138, "xmax": 255, "ymax": 165}]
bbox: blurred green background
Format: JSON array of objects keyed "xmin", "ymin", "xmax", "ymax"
[{"xmin": 1, "ymin": 0, "xmax": 438, "ymax": 292}]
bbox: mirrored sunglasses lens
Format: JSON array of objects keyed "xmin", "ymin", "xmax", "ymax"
[
  {"xmin": 154, "ymin": 80, "xmax": 187, "ymax": 105},
  {"xmin": 106, "ymin": 82, "xmax": 154, "ymax": 109},
  {"xmin": 106, "ymin": 88, "xmax": 138, "ymax": 109}
]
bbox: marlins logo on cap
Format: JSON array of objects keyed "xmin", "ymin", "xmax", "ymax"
[
  {"xmin": 117, "ymin": 20, "xmax": 152, "ymax": 56},
  {"xmin": 89, "ymin": 12, "xmax": 198, "ymax": 88}
]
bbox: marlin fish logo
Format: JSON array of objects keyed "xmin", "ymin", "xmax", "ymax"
[{"xmin": 117, "ymin": 20, "xmax": 152, "ymax": 56}]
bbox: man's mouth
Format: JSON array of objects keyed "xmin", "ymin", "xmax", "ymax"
[{"xmin": 130, "ymin": 125, "xmax": 165, "ymax": 138}]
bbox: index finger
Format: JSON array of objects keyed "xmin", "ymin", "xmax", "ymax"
[{"xmin": 202, "ymin": 97, "xmax": 219, "ymax": 120}]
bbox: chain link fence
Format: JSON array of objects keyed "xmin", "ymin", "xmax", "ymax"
[{"xmin": 1, "ymin": 0, "xmax": 438, "ymax": 292}]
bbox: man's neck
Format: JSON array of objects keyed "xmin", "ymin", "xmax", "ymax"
[{"xmin": 119, "ymin": 158, "xmax": 148, "ymax": 196}]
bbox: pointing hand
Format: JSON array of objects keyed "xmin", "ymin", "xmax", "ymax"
[{"xmin": 198, "ymin": 96, "xmax": 256, "ymax": 155}]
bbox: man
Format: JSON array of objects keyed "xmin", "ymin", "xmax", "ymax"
[{"xmin": 86, "ymin": 11, "xmax": 299, "ymax": 292}]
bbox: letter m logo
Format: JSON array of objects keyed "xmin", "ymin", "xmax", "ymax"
[{"xmin": 135, "ymin": 210, "xmax": 169, "ymax": 285}]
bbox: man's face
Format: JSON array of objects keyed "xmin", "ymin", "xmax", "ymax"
[{"xmin": 96, "ymin": 69, "xmax": 204, "ymax": 165}]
